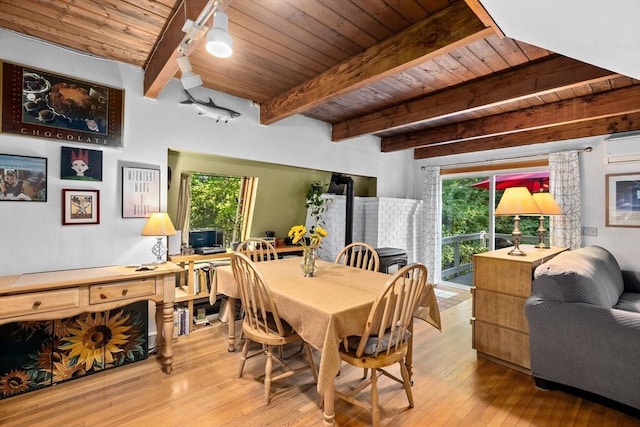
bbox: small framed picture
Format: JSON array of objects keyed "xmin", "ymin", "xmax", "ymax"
[
  {"xmin": 122, "ymin": 166, "xmax": 160, "ymax": 218},
  {"xmin": 62, "ymin": 189, "xmax": 100, "ymax": 225},
  {"xmin": 606, "ymin": 172, "xmax": 640, "ymax": 227},
  {"xmin": 61, "ymin": 146, "xmax": 103, "ymax": 181},
  {"xmin": 0, "ymin": 153, "xmax": 47, "ymax": 201}
]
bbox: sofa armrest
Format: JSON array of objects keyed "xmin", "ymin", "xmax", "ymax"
[
  {"xmin": 622, "ymin": 270, "xmax": 640, "ymax": 293},
  {"xmin": 525, "ymin": 297, "xmax": 640, "ymax": 410}
]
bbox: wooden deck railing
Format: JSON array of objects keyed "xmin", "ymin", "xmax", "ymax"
[{"xmin": 441, "ymin": 232, "xmax": 540, "ymax": 280}]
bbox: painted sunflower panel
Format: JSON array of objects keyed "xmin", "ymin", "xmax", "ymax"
[{"xmin": 0, "ymin": 301, "xmax": 148, "ymax": 399}]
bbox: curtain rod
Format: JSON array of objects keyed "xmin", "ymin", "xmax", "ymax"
[{"xmin": 420, "ymin": 147, "xmax": 592, "ymax": 170}]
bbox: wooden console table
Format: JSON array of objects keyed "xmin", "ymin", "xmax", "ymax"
[{"xmin": 0, "ymin": 263, "xmax": 182, "ymax": 374}]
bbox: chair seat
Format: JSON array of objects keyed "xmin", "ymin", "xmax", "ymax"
[
  {"xmin": 339, "ymin": 343, "xmax": 408, "ymax": 369},
  {"xmin": 346, "ymin": 330, "xmax": 411, "ymax": 355},
  {"xmin": 242, "ymin": 318, "xmax": 301, "ymax": 347}
]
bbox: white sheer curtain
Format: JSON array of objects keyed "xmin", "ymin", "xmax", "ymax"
[
  {"xmin": 176, "ymin": 173, "xmax": 192, "ymax": 247},
  {"xmin": 422, "ymin": 166, "xmax": 442, "ymax": 284},
  {"xmin": 549, "ymin": 151, "xmax": 581, "ymax": 249}
]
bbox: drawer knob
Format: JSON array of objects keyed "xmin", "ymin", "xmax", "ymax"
[
  {"xmin": 100, "ymin": 294, "xmax": 107, "ymax": 300},
  {"xmin": 32, "ymin": 300, "xmax": 42, "ymax": 309},
  {"xmin": 122, "ymin": 288, "xmax": 128, "ymax": 296}
]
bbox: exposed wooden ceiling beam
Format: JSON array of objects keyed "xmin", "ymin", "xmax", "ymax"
[
  {"xmin": 464, "ymin": 0, "xmax": 505, "ymax": 38},
  {"xmin": 333, "ymin": 55, "xmax": 617, "ymax": 142},
  {"xmin": 414, "ymin": 112, "xmax": 640, "ymax": 159},
  {"xmin": 143, "ymin": 0, "xmax": 211, "ymax": 98},
  {"xmin": 383, "ymin": 84, "xmax": 640, "ymax": 151},
  {"xmin": 259, "ymin": 1, "xmax": 493, "ymax": 126}
]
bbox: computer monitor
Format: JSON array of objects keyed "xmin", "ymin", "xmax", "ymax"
[{"xmin": 189, "ymin": 229, "xmax": 217, "ymax": 248}]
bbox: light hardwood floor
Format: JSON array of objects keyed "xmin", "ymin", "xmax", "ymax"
[{"xmin": 1, "ymin": 298, "xmax": 637, "ymax": 426}]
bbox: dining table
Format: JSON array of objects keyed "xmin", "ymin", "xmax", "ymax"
[{"xmin": 209, "ymin": 256, "xmax": 441, "ymax": 426}]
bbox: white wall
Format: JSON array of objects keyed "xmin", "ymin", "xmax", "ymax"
[
  {"xmin": 3, "ymin": 29, "xmax": 639, "ymax": 275},
  {"xmin": 416, "ymin": 136, "xmax": 640, "ymax": 271},
  {"xmin": 0, "ymin": 29, "xmax": 413, "ymax": 275}
]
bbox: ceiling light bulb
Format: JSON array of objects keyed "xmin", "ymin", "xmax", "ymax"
[{"xmin": 206, "ymin": 11, "xmax": 233, "ymax": 58}]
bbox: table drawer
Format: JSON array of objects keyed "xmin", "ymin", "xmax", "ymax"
[
  {"xmin": 89, "ymin": 279, "xmax": 156, "ymax": 304},
  {"xmin": 0, "ymin": 288, "xmax": 81, "ymax": 319}
]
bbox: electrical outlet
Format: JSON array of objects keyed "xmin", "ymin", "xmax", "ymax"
[{"xmin": 581, "ymin": 226, "xmax": 598, "ymax": 237}]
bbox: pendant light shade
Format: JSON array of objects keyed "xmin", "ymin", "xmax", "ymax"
[{"xmin": 206, "ymin": 11, "xmax": 233, "ymax": 58}]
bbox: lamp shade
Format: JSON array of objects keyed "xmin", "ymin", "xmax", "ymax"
[
  {"xmin": 532, "ymin": 192, "xmax": 563, "ymax": 215},
  {"xmin": 206, "ymin": 11, "xmax": 233, "ymax": 58},
  {"xmin": 141, "ymin": 213, "xmax": 177, "ymax": 236},
  {"xmin": 495, "ymin": 187, "xmax": 542, "ymax": 216}
]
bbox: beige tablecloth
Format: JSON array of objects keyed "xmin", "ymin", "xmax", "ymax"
[{"xmin": 210, "ymin": 257, "xmax": 441, "ymax": 393}]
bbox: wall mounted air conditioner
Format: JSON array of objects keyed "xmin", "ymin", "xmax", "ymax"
[{"xmin": 604, "ymin": 131, "xmax": 640, "ymax": 164}]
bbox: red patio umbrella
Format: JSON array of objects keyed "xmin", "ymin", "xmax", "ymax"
[{"xmin": 470, "ymin": 171, "xmax": 549, "ymax": 192}]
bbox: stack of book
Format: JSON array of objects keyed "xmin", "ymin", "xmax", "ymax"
[{"xmin": 173, "ymin": 306, "xmax": 190, "ymax": 337}]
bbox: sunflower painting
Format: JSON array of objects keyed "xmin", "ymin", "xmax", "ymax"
[{"xmin": 0, "ymin": 301, "xmax": 148, "ymax": 399}]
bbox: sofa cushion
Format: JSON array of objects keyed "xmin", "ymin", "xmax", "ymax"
[
  {"xmin": 614, "ymin": 293, "xmax": 640, "ymax": 313},
  {"xmin": 533, "ymin": 246, "xmax": 624, "ymax": 307}
]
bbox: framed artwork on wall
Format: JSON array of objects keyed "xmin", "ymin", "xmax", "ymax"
[
  {"xmin": 122, "ymin": 166, "xmax": 160, "ymax": 218},
  {"xmin": 606, "ymin": 172, "xmax": 640, "ymax": 227},
  {"xmin": 62, "ymin": 188, "xmax": 100, "ymax": 225},
  {"xmin": 0, "ymin": 153, "xmax": 47, "ymax": 201},
  {"xmin": 60, "ymin": 146, "xmax": 103, "ymax": 181},
  {"xmin": 1, "ymin": 60, "xmax": 124, "ymax": 148}
]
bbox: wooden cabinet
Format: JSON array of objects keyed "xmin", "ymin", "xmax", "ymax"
[{"xmin": 471, "ymin": 245, "xmax": 566, "ymax": 372}]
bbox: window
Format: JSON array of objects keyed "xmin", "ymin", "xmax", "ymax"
[
  {"xmin": 441, "ymin": 168, "xmax": 549, "ymax": 284},
  {"xmin": 185, "ymin": 173, "xmax": 256, "ymax": 248}
]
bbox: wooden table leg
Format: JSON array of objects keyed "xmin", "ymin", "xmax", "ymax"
[
  {"xmin": 156, "ymin": 301, "xmax": 174, "ymax": 374},
  {"xmin": 227, "ymin": 296, "xmax": 237, "ymax": 352},
  {"xmin": 405, "ymin": 320, "xmax": 414, "ymax": 384},
  {"xmin": 323, "ymin": 379, "xmax": 335, "ymax": 426}
]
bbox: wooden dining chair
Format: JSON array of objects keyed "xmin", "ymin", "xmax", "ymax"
[
  {"xmin": 334, "ymin": 242, "xmax": 380, "ymax": 272},
  {"xmin": 235, "ymin": 238, "xmax": 278, "ymax": 262},
  {"xmin": 235, "ymin": 238, "xmax": 279, "ymax": 346},
  {"xmin": 335, "ymin": 263, "xmax": 428, "ymax": 427},
  {"xmin": 230, "ymin": 252, "xmax": 318, "ymax": 405}
]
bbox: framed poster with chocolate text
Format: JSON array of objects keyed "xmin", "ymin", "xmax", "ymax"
[
  {"xmin": 122, "ymin": 166, "xmax": 160, "ymax": 218},
  {"xmin": 1, "ymin": 60, "xmax": 124, "ymax": 148}
]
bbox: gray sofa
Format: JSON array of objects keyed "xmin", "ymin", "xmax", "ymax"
[{"xmin": 525, "ymin": 245, "xmax": 640, "ymax": 411}]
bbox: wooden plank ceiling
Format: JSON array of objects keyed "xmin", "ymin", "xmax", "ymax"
[{"xmin": 1, "ymin": 0, "xmax": 638, "ymax": 159}]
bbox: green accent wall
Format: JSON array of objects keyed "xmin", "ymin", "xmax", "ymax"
[{"xmin": 167, "ymin": 150, "xmax": 376, "ymax": 243}]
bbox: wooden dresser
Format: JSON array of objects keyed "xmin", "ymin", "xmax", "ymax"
[{"xmin": 471, "ymin": 245, "xmax": 567, "ymax": 372}]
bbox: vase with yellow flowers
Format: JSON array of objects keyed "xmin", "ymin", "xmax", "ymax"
[{"xmin": 288, "ymin": 224, "xmax": 328, "ymax": 277}]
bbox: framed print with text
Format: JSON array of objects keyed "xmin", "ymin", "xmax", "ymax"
[
  {"xmin": 122, "ymin": 166, "xmax": 160, "ymax": 218},
  {"xmin": 62, "ymin": 189, "xmax": 100, "ymax": 225},
  {"xmin": 606, "ymin": 172, "xmax": 640, "ymax": 227}
]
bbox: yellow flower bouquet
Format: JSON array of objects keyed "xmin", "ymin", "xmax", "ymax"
[
  {"xmin": 288, "ymin": 224, "xmax": 328, "ymax": 277},
  {"xmin": 287, "ymin": 224, "xmax": 327, "ymax": 248}
]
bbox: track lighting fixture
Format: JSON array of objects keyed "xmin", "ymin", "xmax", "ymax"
[
  {"xmin": 176, "ymin": 54, "xmax": 203, "ymax": 89},
  {"xmin": 206, "ymin": 9, "xmax": 233, "ymax": 58}
]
